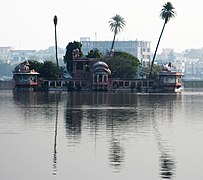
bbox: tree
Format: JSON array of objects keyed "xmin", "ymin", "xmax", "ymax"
[
  {"xmin": 64, "ymin": 41, "xmax": 83, "ymax": 73},
  {"xmin": 39, "ymin": 61, "xmax": 62, "ymax": 80},
  {"xmin": 150, "ymin": 2, "xmax": 176, "ymax": 77},
  {"xmin": 105, "ymin": 51, "xmax": 140, "ymax": 78},
  {"xmin": 86, "ymin": 48, "xmax": 103, "ymax": 59},
  {"xmin": 28, "ymin": 60, "xmax": 43, "ymax": 72},
  {"xmin": 109, "ymin": 14, "xmax": 126, "ymax": 50},
  {"xmin": 140, "ymin": 64, "xmax": 162, "ymax": 79},
  {"xmin": 13, "ymin": 60, "xmax": 62, "ymax": 80},
  {"xmin": 53, "ymin": 15, "xmax": 59, "ymax": 68}
]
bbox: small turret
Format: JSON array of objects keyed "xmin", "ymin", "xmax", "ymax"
[{"xmin": 72, "ymin": 48, "xmax": 80, "ymax": 59}]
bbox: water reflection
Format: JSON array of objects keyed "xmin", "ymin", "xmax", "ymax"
[
  {"xmin": 149, "ymin": 95, "xmax": 178, "ymax": 179},
  {"xmin": 65, "ymin": 93, "xmax": 82, "ymax": 146},
  {"xmin": 13, "ymin": 91, "xmax": 63, "ymax": 105},
  {"xmin": 108, "ymin": 119, "xmax": 125, "ymax": 172},
  {"xmin": 11, "ymin": 91, "xmax": 182, "ymax": 178},
  {"xmin": 160, "ymin": 153, "xmax": 176, "ymax": 179},
  {"xmin": 109, "ymin": 138, "xmax": 124, "ymax": 171},
  {"xmin": 64, "ymin": 92, "xmax": 128, "ymax": 171},
  {"xmin": 12, "ymin": 91, "xmax": 63, "ymax": 122},
  {"xmin": 52, "ymin": 101, "xmax": 59, "ymax": 176},
  {"xmin": 12, "ymin": 91, "xmax": 63, "ymax": 176},
  {"xmin": 63, "ymin": 92, "xmax": 181, "ymax": 176}
]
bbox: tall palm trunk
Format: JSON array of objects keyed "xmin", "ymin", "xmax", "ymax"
[
  {"xmin": 111, "ymin": 32, "xmax": 116, "ymax": 50},
  {"xmin": 54, "ymin": 16, "xmax": 59, "ymax": 68},
  {"xmin": 54, "ymin": 25, "xmax": 59, "ymax": 68},
  {"xmin": 149, "ymin": 21, "xmax": 166, "ymax": 77}
]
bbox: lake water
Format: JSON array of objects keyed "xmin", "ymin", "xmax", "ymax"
[{"xmin": 0, "ymin": 90, "xmax": 203, "ymax": 180}]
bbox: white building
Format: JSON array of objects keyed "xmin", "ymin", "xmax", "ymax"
[
  {"xmin": 0, "ymin": 46, "xmax": 14, "ymax": 63},
  {"xmin": 80, "ymin": 38, "xmax": 151, "ymax": 66},
  {"xmin": 10, "ymin": 50, "xmax": 37, "ymax": 63}
]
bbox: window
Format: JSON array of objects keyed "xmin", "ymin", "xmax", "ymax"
[
  {"xmin": 149, "ymin": 82, "xmax": 153, "ymax": 87},
  {"xmin": 104, "ymin": 76, "xmax": 107, "ymax": 83},
  {"xmin": 99, "ymin": 74, "xmax": 102, "ymax": 82},
  {"xmin": 76, "ymin": 62, "xmax": 83, "ymax": 70},
  {"xmin": 94, "ymin": 75, "xmax": 97, "ymax": 83},
  {"xmin": 125, "ymin": 82, "xmax": 129, "ymax": 87},
  {"xmin": 119, "ymin": 81, "xmax": 124, "ymax": 87},
  {"xmin": 113, "ymin": 81, "xmax": 118, "ymax": 87},
  {"xmin": 143, "ymin": 82, "xmax": 147, "ymax": 87}
]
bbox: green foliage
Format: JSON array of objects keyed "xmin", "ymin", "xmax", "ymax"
[
  {"xmin": 150, "ymin": 2, "xmax": 176, "ymax": 76},
  {"xmin": 109, "ymin": 14, "xmax": 126, "ymax": 50},
  {"xmin": 105, "ymin": 51, "xmax": 140, "ymax": 78},
  {"xmin": 28, "ymin": 60, "xmax": 62, "ymax": 79},
  {"xmin": 151, "ymin": 64, "xmax": 164, "ymax": 79},
  {"xmin": 64, "ymin": 41, "xmax": 83, "ymax": 73},
  {"xmin": 160, "ymin": 2, "xmax": 176, "ymax": 24},
  {"xmin": 140, "ymin": 64, "xmax": 162, "ymax": 79},
  {"xmin": 109, "ymin": 14, "xmax": 126, "ymax": 35},
  {"xmin": 67, "ymin": 81, "xmax": 74, "ymax": 91},
  {"xmin": 86, "ymin": 49, "xmax": 103, "ymax": 59},
  {"xmin": 39, "ymin": 61, "xmax": 62, "ymax": 80},
  {"xmin": 28, "ymin": 60, "xmax": 43, "ymax": 72},
  {"xmin": 139, "ymin": 66, "xmax": 150, "ymax": 78}
]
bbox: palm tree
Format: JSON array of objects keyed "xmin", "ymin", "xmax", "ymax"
[
  {"xmin": 150, "ymin": 2, "xmax": 176, "ymax": 77},
  {"xmin": 53, "ymin": 15, "xmax": 59, "ymax": 68},
  {"xmin": 109, "ymin": 14, "xmax": 126, "ymax": 50}
]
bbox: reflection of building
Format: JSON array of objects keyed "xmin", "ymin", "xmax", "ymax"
[{"xmin": 80, "ymin": 38, "xmax": 151, "ymax": 66}]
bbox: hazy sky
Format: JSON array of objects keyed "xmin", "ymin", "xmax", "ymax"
[{"xmin": 1, "ymin": 0, "xmax": 203, "ymax": 53}]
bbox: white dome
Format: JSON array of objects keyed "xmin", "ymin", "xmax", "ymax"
[
  {"xmin": 92, "ymin": 61, "xmax": 111, "ymax": 74},
  {"xmin": 92, "ymin": 61, "xmax": 109, "ymax": 69}
]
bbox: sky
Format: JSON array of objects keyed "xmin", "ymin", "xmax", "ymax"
[{"xmin": 1, "ymin": 0, "xmax": 203, "ymax": 53}]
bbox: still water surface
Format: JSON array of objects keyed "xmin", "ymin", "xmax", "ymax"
[{"xmin": 0, "ymin": 90, "xmax": 203, "ymax": 180}]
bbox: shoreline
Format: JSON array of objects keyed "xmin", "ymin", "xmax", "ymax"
[{"xmin": 0, "ymin": 81, "xmax": 12, "ymax": 90}]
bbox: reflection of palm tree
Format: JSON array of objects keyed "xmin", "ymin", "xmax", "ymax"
[
  {"xmin": 152, "ymin": 117, "xmax": 176, "ymax": 179},
  {"xmin": 52, "ymin": 100, "xmax": 59, "ymax": 176},
  {"xmin": 160, "ymin": 153, "xmax": 176, "ymax": 179},
  {"xmin": 150, "ymin": 2, "xmax": 176, "ymax": 77},
  {"xmin": 109, "ymin": 14, "xmax": 126, "ymax": 50},
  {"xmin": 109, "ymin": 138, "xmax": 124, "ymax": 170},
  {"xmin": 108, "ymin": 109, "xmax": 124, "ymax": 172}
]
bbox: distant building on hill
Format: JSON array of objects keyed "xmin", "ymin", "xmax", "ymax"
[
  {"xmin": 80, "ymin": 37, "xmax": 151, "ymax": 66},
  {"xmin": 0, "ymin": 46, "xmax": 65, "ymax": 65},
  {"xmin": 10, "ymin": 50, "xmax": 37, "ymax": 63},
  {"xmin": 0, "ymin": 46, "xmax": 14, "ymax": 63},
  {"xmin": 36, "ymin": 46, "xmax": 65, "ymax": 62}
]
